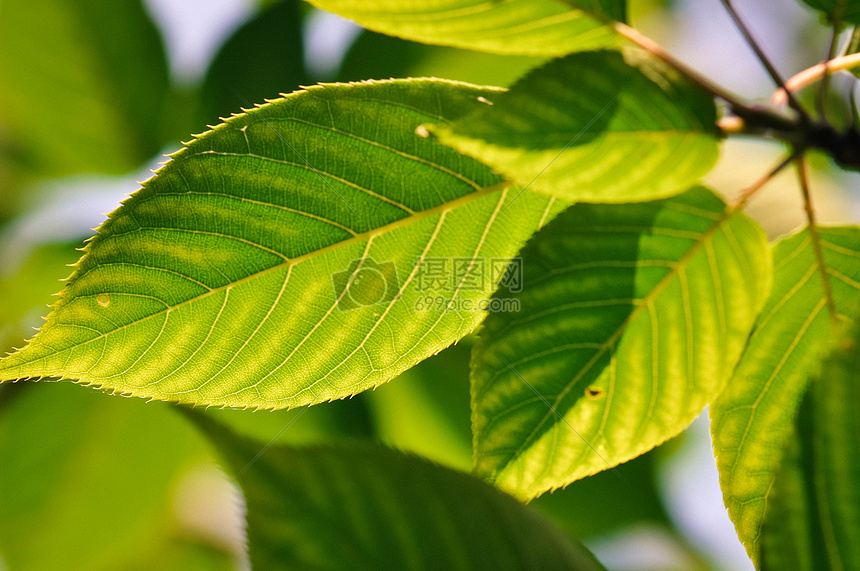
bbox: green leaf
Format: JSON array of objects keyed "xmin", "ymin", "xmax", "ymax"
[
  {"xmin": 799, "ymin": 0, "xmax": 860, "ymax": 24},
  {"xmin": 431, "ymin": 50, "xmax": 720, "ymax": 203},
  {"xmin": 0, "ymin": 79, "xmax": 565, "ymax": 409},
  {"xmin": 761, "ymin": 314, "xmax": 860, "ymax": 571},
  {"xmin": 710, "ymin": 226, "xmax": 860, "ymax": 567},
  {"xmin": 306, "ymin": 0, "xmax": 625, "ymax": 56},
  {"xmin": 187, "ymin": 412, "xmax": 607, "ymax": 571},
  {"xmin": 0, "ymin": 382, "xmax": 234, "ymax": 571},
  {"xmin": 197, "ymin": 0, "xmax": 309, "ymax": 127},
  {"xmin": 0, "ymin": 0, "xmax": 170, "ymax": 176},
  {"xmin": 471, "ymin": 187, "xmax": 770, "ymax": 499}
]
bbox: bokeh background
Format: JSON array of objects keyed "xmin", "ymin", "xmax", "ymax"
[{"xmin": 1, "ymin": 1, "xmax": 859, "ymax": 569}]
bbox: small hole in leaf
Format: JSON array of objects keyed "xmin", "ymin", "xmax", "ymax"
[
  {"xmin": 585, "ymin": 387, "xmax": 604, "ymax": 399},
  {"xmin": 97, "ymin": 294, "xmax": 110, "ymax": 307}
]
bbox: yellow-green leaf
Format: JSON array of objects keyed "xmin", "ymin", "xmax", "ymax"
[
  {"xmin": 711, "ymin": 226, "xmax": 860, "ymax": 567},
  {"xmin": 306, "ymin": 0, "xmax": 626, "ymax": 56},
  {"xmin": 471, "ymin": 187, "xmax": 770, "ymax": 499},
  {"xmin": 432, "ymin": 50, "xmax": 720, "ymax": 203},
  {"xmin": 0, "ymin": 79, "xmax": 564, "ymax": 410}
]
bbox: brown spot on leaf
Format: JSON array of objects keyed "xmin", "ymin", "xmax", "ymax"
[{"xmin": 585, "ymin": 387, "xmax": 604, "ymax": 399}]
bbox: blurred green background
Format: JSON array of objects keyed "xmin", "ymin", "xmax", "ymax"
[{"xmin": 1, "ymin": 1, "xmax": 858, "ymax": 569}]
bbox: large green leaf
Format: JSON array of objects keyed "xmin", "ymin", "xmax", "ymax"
[
  {"xmin": 0, "ymin": 0, "xmax": 170, "ymax": 176},
  {"xmin": 306, "ymin": 0, "xmax": 625, "ymax": 56},
  {"xmin": 0, "ymin": 382, "xmax": 233, "ymax": 571},
  {"xmin": 761, "ymin": 313, "xmax": 860, "ymax": 571},
  {"xmin": 187, "ymin": 412, "xmax": 607, "ymax": 570},
  {"xmin": 710, "ymin": 226, "xmax": 860, "ymax": 567},
  {"xmin": 471, "ymin": 187, "xmax": 770, "ymax": 499},
  {"xmin": 799, "ymin": 0, "xmax": 860, "ymax": 24},
  {"xmin": 431, "ymin": 50, "xmax": 720, "ymax": 203},
  {"xmin": 0, "ymin": 79, "xmax": 565, "ymax": 409}
]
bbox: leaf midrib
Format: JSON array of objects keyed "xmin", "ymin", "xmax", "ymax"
[{"xmin": 24, "ymin": 180, "xmax": 514, "ymax": 361}]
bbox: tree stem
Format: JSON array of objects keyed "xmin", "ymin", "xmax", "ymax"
[{"xmin": 730, "ymin": 153, "xmax": 797, "ymax": 208}]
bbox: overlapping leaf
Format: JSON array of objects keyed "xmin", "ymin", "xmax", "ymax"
[
  {"xmin": 471, "ymin": 187, "xmax": 770, "ymax": 499},
  {"xmin": 432, "ymin": 50, "xmax": 720, "ymax": 203},
  {"xmin": 188, "ymin": 412, "xmax": 606, "ymax": 571},
  {"xmin": 799, "ymin": 0, "xmax": 860, "ymax": 24},
  {"xmin": 710, "ymin": 226, "xmax": 860, "ymax": 567},
  {"xmin": 761, "ymin": 313, "xmax": 860, "ymax": 570},
  {"xmin": 306, "ymin": 0, "xmax": 625, "ymax": 56},
  {"xmin": 0, "ymin": 79, "xmax": 566, "ymax": 410},
  {"xmin": 0, "ymin": 0, "xmax": 170, "ymax": 176}
]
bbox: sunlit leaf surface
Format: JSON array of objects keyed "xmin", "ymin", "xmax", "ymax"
[
  {"xmin": 762, "ymin": 313, "xmax": 860, "ymax": 570},
  {"xmin": 307, "ymin": 0, "xmax": 625, "ymax": 56},
  {"xmin": 471, "ymin": 187, "xmax": 770, "ymax": 498},
  {"xmin": 711, "ymin": 226, "xmax": 860, "ymax": 566},
  {"xmin": 0, "ymin": 79, "xmax": 565, "ymax": 409},
  {"xmin": 432, "ymin": 50, "xmax": 719, "ymax": 203}
]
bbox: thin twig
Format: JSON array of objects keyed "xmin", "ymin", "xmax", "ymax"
[
  {"xmin": 730, "ymin": 152, "xmax": 798, "ymax": 208},
  {"xmin": 614, "ymin": 22, "xmax": 800, "ymax": 135},
  {"xmin": 718, "ymin": 0, "xmax": 811, "ymax": 120},
  {"xmin": 771, "ymin": 53, "xmax": 860, "ymax": 106},
  {"xmin": 796, "ymin": 155, "xmax": 840, "ymax": 333}
]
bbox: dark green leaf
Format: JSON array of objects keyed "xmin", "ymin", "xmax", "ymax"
[
  {"xmin": 336, "ymin": 30, "xmax": 545, "ymax": 88},
  {"xmin": 364, "ymin": 338, "xmax": 474, "ymax": 470},
  {"xmin": 197, "ymin": 0, "xmax": 309, "ymax": 127},
  {"xmin": 800, "ymin": 0, "xmax": 860, "ymax": 24},
  {"xmin": 188, "ymin": 412, "xmax": 607, "ymax": 571}
]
